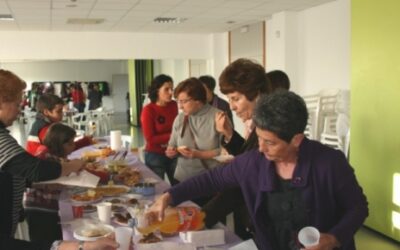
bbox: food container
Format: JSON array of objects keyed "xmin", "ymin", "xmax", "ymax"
[{"xmin": 133, "ymin": 182, "xmax": 155, "ymax": 196}]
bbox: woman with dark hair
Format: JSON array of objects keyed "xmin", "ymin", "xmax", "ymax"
[
  {"xmin": 165, "ymin": 78, "xmax": 222, "ymax": 203},
  {"xmin": 148, "ymin": 91, "xmax": 368, "ymax": 250},
  {"xmin": 140, "ymin": 74, "xmax": 178, "ymax": 185}
]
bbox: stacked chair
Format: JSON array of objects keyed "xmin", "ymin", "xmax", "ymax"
[{"xmin": 302, "ymin": 89, "xmax": 350, "ymax": 159}]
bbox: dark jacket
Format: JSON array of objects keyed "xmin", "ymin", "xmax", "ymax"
[{"xmin": 170, "ymin": 138, "xmax": 369, "ymax": 250}]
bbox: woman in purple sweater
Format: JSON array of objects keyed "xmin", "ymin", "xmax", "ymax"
[{"xmin": 147, "ymin": 91, "xmax": 368, "ymax": 250}]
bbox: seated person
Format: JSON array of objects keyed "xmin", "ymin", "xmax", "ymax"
[{"xmin": 26, "ymin": 93, "xmax": 92, "ymax": 156}]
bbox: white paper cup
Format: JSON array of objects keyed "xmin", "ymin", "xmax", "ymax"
[
  {"xmin": 298, "ymin": 226, "xmax": 320, "ymax": 247},
  {"xmin": 97, "ymin": 202, "xmax": 112, "ymax": 224},
  {"xmin": 115, "ymin": 227, "xmax": 133, "ymax": 250},
  {"xmin": 110, "ymin": 130, "xmax": 122, "ymax": 151}
]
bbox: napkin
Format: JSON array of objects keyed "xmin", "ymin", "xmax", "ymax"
[
  {"xmin": 38, "ymin": 170, "xmax": 100, "ymax": 188},
  {"xmin": 180, "ymin": 229, "xmax": 225, "ymax": 247},
  {"xmin": 136, "ymin": 242, "xmax": 196, "ymax": 250}
]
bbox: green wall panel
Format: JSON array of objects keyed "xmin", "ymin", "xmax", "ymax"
[{"xmin": 351, "ymin": 0, "xmax": 400, "ymax": 241}]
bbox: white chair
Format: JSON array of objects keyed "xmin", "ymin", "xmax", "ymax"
[
  {"xmin": 303, "ymin": 94, "xmax": 320, "ymax": 140},
  {"xmin": 320, "ymin": 114, "xmax": 344, "ymax": 151}
]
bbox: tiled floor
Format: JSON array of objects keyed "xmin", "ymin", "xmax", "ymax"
[{"xmin": 9, "ymin": 112, "xmax": 400, "ymax": 248}]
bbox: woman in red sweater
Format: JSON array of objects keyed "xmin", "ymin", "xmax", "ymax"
[{"xmin": 140, "ymin": 74, "xmax": 178, "ymax": 185}]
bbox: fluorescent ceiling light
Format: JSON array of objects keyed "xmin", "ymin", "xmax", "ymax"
[
  {"xmin": 153, "ymin": 17, "xmax": 187, "ymax": 24},
  {"xmin": 67, "ymin": 18, "xmax": 105, "ymax": 25},
  {"xmin": 0, "ymin": 14, "xmax": 14, "ymax": 21}
]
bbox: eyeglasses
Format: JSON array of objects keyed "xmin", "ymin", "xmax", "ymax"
[{"xmin": 177, "ymin": 98, "xmax": 192, "ymax": 105}]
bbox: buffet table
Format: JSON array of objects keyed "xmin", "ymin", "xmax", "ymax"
[{"xmin": 59, "ymin": 144, "xmax": 242, "ymax": 249}]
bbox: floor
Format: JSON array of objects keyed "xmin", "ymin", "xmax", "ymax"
[{"xmin": 9, "ymin": 112, "xmax": 400, "ymax": 249}]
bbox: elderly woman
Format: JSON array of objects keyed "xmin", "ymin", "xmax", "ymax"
[
  {"xmin": 202, "ymin": 58, "xmax": 270, "ymax": 239},
  {"xmin": 140, "ymin": 74, "xmax": 178, "ymax": 185},
  {"xmin": 148, "ymin": 91, "xmax": 368, "ymax": 250},
  {"xmin": 0, "ymin": 70, "xmax": 117, "ymax": 250},
  {"xmin": 166, "ymin": 78, "xmax": 221, "ymax": 187}
]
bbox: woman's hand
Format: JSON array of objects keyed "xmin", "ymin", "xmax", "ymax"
[
  {"xmin": 146, "ymin": 192, "xmax": 172, "ymax": 222},
  {"xmin": 177, "ymin": 147, "xmax": 196, "ymax": 159},
  {"xmin": 60, "ymin": 159, "xmax": 85, "ymax": 176},
  {"xmin": 165, "ymin": 146, "xmax": 178, "ymax": 158},
  {"xmin": 215, "ymin": 112, "xmax": 233, "ymax": 141},
  {"xmin": 302, "ymin": 233, "xmax": 340, "ymax": 250}
]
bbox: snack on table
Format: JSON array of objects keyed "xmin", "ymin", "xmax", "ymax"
[
  {"xmin": 139, "ymin": 233, "xmax": 162, "ymax": 244},
  {"xmin": 114, "ymin": 212, "xmax": 132, "ymax": 224},
  {"xmin": 71, "ymin": 189, "xmax": 102, "ymax": 202},
  {"xmin": 94, "ymin": 185, "xmax": 129, "ymax": 196},
  {"xmin": 114, "ymin": 168, "xmax": 141, "ymax": 186},
  {"xmin": 81, "ymin": 227, "xmax": 112, "ymax": 237},
  {"xmin": 82, "ymin": 147, "xmax": 115, "ymax": 161}
]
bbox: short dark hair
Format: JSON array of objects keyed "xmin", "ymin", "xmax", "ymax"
[
  {"xmin": 174, "ymin": 77, "xmax": 207, "ymax": 104},
  {"xmin": 36, "ymin": 94, "xmax": 64, "ymax": 113},
  {"xmin": 253, "ymin": 91, "xmax": 308, "ymax": 143},
  {"xmin": 43, "ymin": 123, "xmax": 76, "ymax": 157},
  {"xmin": 266, "ymin": 70, "xmax": 290, "ymax": 92},
  {"xmin": 219, "ymin": 58, "xmax": 269, "ymax": 101},
  {"xmin": 199, "ymin": 75, "xmax": 216, "ymax": 92},
  {"xmin": 148, "ymin": 74, "xmax": 173, "ymax": 103}
]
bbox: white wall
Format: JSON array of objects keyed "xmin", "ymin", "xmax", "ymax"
[
  {"xmin": 266, "ymin": 0, "xmax": 350, "ymax": 95},
  {"xmin": 1, "ymin": 60, "xmax": 128, "ymax": 109},
  {"xmin": 230, "ymin": 22, "xmax": 264, "ymax": 65},
  {"xmin": 0, "ymin": 31, "xmax": 212, "ymax": 60}
]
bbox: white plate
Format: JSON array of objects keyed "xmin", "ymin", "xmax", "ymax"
[
  {"xmin": 73, "ymin": 224, "xmax": 114, "ymax": 241},
  {"xmin": 213, "ymin": 154, "xmax": 234, "ymax": 163}
]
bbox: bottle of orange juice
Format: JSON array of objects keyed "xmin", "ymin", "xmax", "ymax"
[{"xmin": 136, "ymin": 207, "xmax": 205, "ymax": 235}]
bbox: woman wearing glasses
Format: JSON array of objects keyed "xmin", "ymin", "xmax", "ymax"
[{"xmin": 165, "ymin": 78, "xmax": 222, "ymax": 205}]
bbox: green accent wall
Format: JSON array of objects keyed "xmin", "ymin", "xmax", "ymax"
[{"xmin": 351, "ymin": 0, "xmax": 400, "ymax": 241}]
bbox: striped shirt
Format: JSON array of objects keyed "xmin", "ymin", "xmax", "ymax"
[
  {"xmin": 0, "ymin": 123, "xmax": 61, "ymax": 237},
  {"xmin": 0, "ymin": 126, "xmax": 26, "ymax": 235}
]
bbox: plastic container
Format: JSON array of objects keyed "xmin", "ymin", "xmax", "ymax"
[
  {"xmin": 136, "ymin": 207, "xmax": 205, "ymax": 235},
  {"xmin": 133, "ymin": 183, "xmax": 155, "ymax": 196}
]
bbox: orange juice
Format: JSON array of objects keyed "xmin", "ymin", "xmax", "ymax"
[{"xmin": 137, "ymin": 207, "xmax": 205, "ymax": 235}]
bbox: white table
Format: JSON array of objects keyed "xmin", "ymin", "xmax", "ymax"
[{"xmin": 59, "ymin": 144, "xmax": 242, "ymax": 249}]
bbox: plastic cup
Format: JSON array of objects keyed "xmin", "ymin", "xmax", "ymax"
[
  {"xmin": 115, "ymin": 227, "xmax": 133, "ymax": 250},
  {"xmin": 298, "ymin": 226, "xmax": 320, "ymax": 247},
  {"xmin": 72, "ymin": 205, "xmax": 83, "ymax": 218},
  {"xmin": 97, "ymin": 202, "xmax": 112, "ymax": 224}
]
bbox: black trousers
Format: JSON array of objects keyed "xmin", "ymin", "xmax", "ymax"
[{"xmin": 25, "ymin": 210, "xmax": 62, "ymax": 242}]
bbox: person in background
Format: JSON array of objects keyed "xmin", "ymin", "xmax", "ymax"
[
  {"xmin": 26, "ymin": 93, "xmax": 92, "ymax": 156},
  {"xmin": 71, "ymin": 83, "xmax": 86, "ymax": 113},
  {"xmin": 199, "ymin": 75, "xmax": 234, "ymax": 127},
  {"xmin": 202, "ymin": 58, "xmax": 270, "ymax": 239},
  {"xmin": 166, "ymin": 78, "xmax": 222, "ymax": 204},
  {"xmin": 265, "ymin": 70, "xmax": 291, "ymax": 92},
  {"xmin": 0, "ymin": 70, "xmax": 117, "ymax": 250},
  {"xmin": 148, "ymin": 91, "xmax": 368, "ymax": 250},
  {"xmin": 24, "ymin": 123, "xmax": 77, "ymax": 243},
  {"xmin": 140, "ymin": 74, "xmax": 178, "ymax": 185},
  {"xmin": 87, "ymin": 83, "xmax": 103, "ymax": 110}
]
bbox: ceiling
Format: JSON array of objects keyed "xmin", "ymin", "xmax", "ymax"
[{"xmin": 0, "ymin": 0, "xmax": 335, "ymax": 33}]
